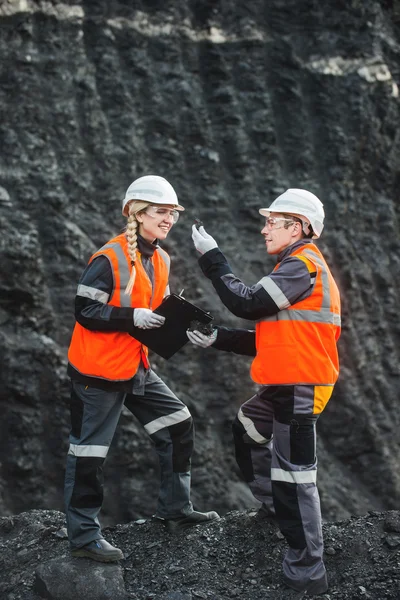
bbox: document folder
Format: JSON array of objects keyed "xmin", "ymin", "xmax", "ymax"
[{"xmin": 130, "ymin": 294, "xmax": 214, "ymax": 359}]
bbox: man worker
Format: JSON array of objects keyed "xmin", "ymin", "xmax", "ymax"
[{"xmin": 187, "ymin": 189, "xmax": 341, "ymax": 596}]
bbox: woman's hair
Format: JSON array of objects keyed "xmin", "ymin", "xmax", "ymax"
[{"xmin": 124, "ymin": 200, "xmax": 150, "ymax": 294}]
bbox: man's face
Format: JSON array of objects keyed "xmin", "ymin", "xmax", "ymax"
[{"xmin": 261, "ymin": 212, "xmax": 301, "ymax": 255}]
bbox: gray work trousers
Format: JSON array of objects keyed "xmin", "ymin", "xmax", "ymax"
[
  {"xmin": 232, "ymin": 384, "xmax": 328, "ymax": 592},
  {"xmin": 64, "ymin": 369, "xmax": 194, "ymax": 549}
]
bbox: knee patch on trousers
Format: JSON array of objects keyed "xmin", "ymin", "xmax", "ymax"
[
  {"xmin": 169, "ymin": 417, "xmax": 194, "ymax": 473},
  {"xmin": 70, "ymin": 457, "xmax": 104, "ymax": 509},
  {"xmin": 70, "ymin": 386, "xmax": 84, "ymax": 439},
  {"xmin": 232, "ymin": 417, "xmax": 255, "ymax": 482}
]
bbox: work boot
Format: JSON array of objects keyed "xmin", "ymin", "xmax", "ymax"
[
  {"xmin": 71, "ymin": 539, "xmax": 124, "ymax": 563},
  {"xmin": 157, "ymin": 510, "xmax": 220, "ymax": 532}
]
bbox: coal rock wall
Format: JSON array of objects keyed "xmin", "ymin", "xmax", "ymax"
[{"xmin": 0, "ymin": 0, "xmax": 400, "ymax": 525}]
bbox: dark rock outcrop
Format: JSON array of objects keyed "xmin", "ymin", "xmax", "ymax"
[{"xmin": 0, "ymin": 0, "xmax": 400, "ymax": 529}]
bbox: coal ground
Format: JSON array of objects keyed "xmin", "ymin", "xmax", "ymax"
[{"xmin": 0, "ymin": 508, "xmax": 399, "ymax": 599}]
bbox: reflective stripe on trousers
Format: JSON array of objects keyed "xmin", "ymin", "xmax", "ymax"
[
  {"xmin": 64, "ymin": 371, "xmax": 194, "ymax": 549},
  {"xmin": 232, "ymin": 384, "xmax": 328, "ymax": 591}
]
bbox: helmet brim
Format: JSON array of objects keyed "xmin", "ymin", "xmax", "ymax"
[
  {"xmin": 259, "ymin": 208, "xmax": 272, "ymax": 217},
  {"xmin": 123, "ymin": 199, "xmax": 185, "ymax": 217},
  {"xmin": 124, "ymin": 198, "xmax": 185, "ymax": 211}
]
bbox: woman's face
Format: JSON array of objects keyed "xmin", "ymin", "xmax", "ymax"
[{"xmin": 137, "ymin": 204, "xmax": 179, "ymax": 242}]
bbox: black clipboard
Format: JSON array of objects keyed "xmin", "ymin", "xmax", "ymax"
[{"xmin": 131, "ymin": 294, "xmax": 214, "ymax": 359}]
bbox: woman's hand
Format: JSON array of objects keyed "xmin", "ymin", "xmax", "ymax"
[{"xmin": 133, "ymin": 308, "xmax": 166, "ymax": 329}]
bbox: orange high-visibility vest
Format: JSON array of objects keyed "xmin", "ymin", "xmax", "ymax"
[
  {"xmin": 68, "ymin": 233, "xmax": 170, "ymax": 383},
  {"xmin": 250, "ymin": 243, "xmax": 341, "ymax": 390}
]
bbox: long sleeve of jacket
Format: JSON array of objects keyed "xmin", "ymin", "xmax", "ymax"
[
  {"xmin": 74, "ymin": 256, "xmax": 136, "ymax": 333},
  {"xmin": 198, "ymin": 244, "xmax": 316, "ymax": 320},
  {"xmin": 213, "ymin": 326, "xmax": 256, "ymax": 356}
]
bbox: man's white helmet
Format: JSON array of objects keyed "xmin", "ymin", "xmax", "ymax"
[
  {"xmin": 122, "ymin": 175, "xmax": 185, "ymax": 216},
  {"xmin": 259, "ymin": 188, "xmax": 325, "ymax": 238}
]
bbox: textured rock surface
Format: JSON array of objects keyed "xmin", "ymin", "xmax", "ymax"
[
  {"xmin": 0, "ymin": 0, "xmax": 400, "ymax": 528},
  {"xmin": 1, "ymin": 508, "xmax": 400, "ymax": 599},
  {"xmin": 35, "ymin": 557, "xmax": 126, "ymax": 600}
]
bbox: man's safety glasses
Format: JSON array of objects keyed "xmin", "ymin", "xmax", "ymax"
[
  {"xmin": 264, "ymin": 216, "xmax": 297, "ymax": 230},
  {"xmin": 144, "ymin": 206, "xmax": 180, "ymax": 224}
]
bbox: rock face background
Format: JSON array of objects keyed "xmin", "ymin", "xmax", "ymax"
[{"xmin": 0, "ymin": 0, "xmax": 400, "ymax": 527}]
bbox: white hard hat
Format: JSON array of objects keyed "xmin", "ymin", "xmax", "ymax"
[
  {"xmin": 122, "ymin": 175, "xmax": 185, "ymax": 216},
  {"xmin": 259, "ymin": 188, "xmax": 325, "ymax": 238}
]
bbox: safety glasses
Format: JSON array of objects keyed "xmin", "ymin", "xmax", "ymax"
[
  {"xmin": 264, "ymin": 216, "xmax": 297, "ymax": 230},
  {"xmin": 144, "ymin": 206, "xmax": 180, "ymax": 224}
]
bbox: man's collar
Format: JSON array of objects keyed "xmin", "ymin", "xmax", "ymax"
[{"xmin": 277, "ymin": 239, "xmax": 313, "ymax": 263}]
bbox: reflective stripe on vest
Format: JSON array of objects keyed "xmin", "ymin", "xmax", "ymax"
[
  {"xmin": 68, "ymin": 234, "xmax": 169, "ymax": 382},
  {"xmin": 98, "ymin": 239, "xmax": 133, "ymax": 307},
  {"xmin": 250, "ymin": 244, "xmax": 341, "ymax": 387}
]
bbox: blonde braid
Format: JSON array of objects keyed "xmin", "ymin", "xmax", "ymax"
[{"xmin": 124, "ymin": 200, "xmax": 150, "ymax": 295}]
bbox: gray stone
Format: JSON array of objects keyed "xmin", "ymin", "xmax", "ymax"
[{"xmin": 34, "ymin": 559, "xmax": 127, "ymax": 600}]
